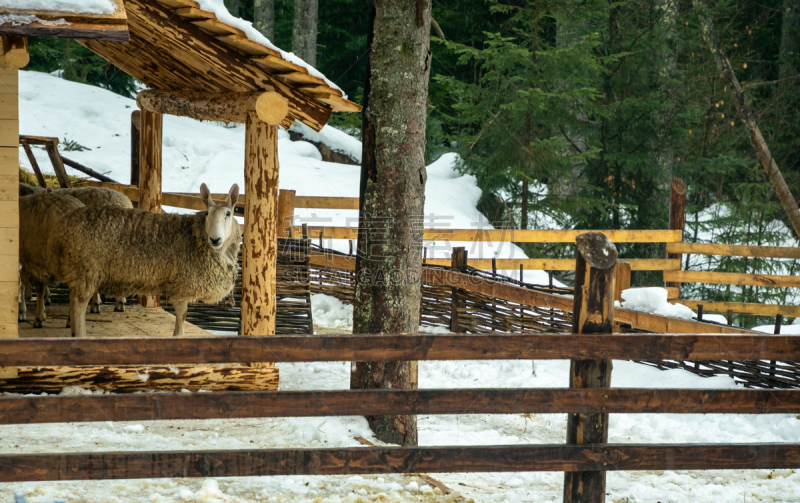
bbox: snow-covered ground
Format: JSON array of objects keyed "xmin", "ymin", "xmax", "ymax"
[{"xmin": 8, "ymin": 71, "xmax": 800, "ymax": 502}]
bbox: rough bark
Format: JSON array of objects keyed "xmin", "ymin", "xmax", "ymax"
[
  {"xmin": 292, "ymin": 0, "xmax": 318, "ymax": 67},
  {"xmin": 254, "ymin": 0, "xmax": 275, "ymax": 41},
  {"xmin": 351, "ymin": 0, "xmax": 431, "ymax": 446},
  {"xmin": 780, "ymin": 0, "xmax": 800, "ymax": 82},
  {"xmin": 695, "ymin": 1, "xmax": 800, "ymax": 240},
  {"xmin": 223, "ymin": 0, "xmax": 239, "ymax": 17}
]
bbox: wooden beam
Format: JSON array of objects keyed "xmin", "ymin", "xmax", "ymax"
[
  {"xmin": 2, "ymin": 333, "xmax": 793, "ymax": 366},
  {"xmin": 61, "ymin": 156, "xmax": 118, "ymax": 183},
  {"xmin": 130, "ymin": 110, "xmax": 140, "ymax": 188},
  {"xmin": 564, "ymin": 233, "xmax": 617, "ymax": 503},
  {"xmin": 137, "ymin": 90, "xmax": 290, "ymax": 125},
  {"xmin": 241, "ymin": 111, "xmax": 283, "ymax": 336},
  {"xmin": 424, "ymin": 258, "xmax": 680, "ymax": 271},
  {"xmin": 277, "ymin": 189, "xmax": 296, "ymax": 238},
  {"xmin": 292, "ymin": 227, "xmax": 682, "ymax": 243},
  {"xmin": 3, "ymin": 388, "xmax": 800, "ymax": 425},
  {"xmin": 0, "ymin": 23, "xmax": 130, "ymax": 42},
  {"xmin": 138, "ymin": 107, "xmax": 162, "ymax": 308},
  {"xmin": 3, "ymin": 444, "xmax": 800, "ymax": 482},
  {"xmin": 0, "ymin": 37, "xmax": 28, "ymax": 69},
  {"xmin": 614, "ymin": 262, "xmax": 631, "ymax": 302},
  {"xmin": 666, "ymin": 241, "xmax": 800, "ymax": 259},
  {"xmin": 674, "ymin": 299, "xmax": 800, "ymax": 318},
  {"xmin": 294, "ymin": 195, "xmax": 359, "ymax": 209},
  {"xmin": 0, "ymin": 364, "xmax": 278, "ymax": 394},
  {"xmin": 44, "ymin": 142, "xmax": 71, "ymax": 188},
  {"xmin": 664, "ymin": 270, "xmax": 800, "ymax": 288},
  {"xmin": 19, "ymin": 138, "xmax": 45, "ymax": 187}
]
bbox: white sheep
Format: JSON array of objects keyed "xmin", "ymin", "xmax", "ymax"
[
  {"xmin": 19, "ymin": 191, "xmax": 85, "ymax": 327},
  {"xmin": 50, "ymin": 183, "xmax": 241, "ymax": 337},
  {"xmin": 19, "ymin": 183, "xmax": 134, "ymax": 315}
]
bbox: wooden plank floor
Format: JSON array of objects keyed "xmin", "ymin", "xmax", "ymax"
[{"xmin": 18, "ymin": 303, "xmax": 212, "ymax": 338}]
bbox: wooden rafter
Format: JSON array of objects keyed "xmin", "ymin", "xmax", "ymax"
[
  {"xmin": 79, "ymin": 0, "xmax": 360, "ymax": 131},
  {"xmin": 0, "ymin": 0, "xmax": 129, "ymax": 41}
]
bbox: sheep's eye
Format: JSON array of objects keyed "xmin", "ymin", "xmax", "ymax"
[{"xmin": 226, "ymin": 212, "xmax": 231, "ymax": 217}]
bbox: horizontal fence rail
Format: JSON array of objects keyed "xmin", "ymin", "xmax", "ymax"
[
  {"xmin": 665, "ymin": 270, "xmax": 800, "ymax": 289},
  {"xmin": 666, "ymin": 242, "xmax": 800, "ymax": 259},
  {"xmin": 2, "ymin": 334, "xmax": 797, "ymax": 366},
  {"xmin": 3, "ymin": 444, "xmax": 800, "ymax": 482},
  {"xmin": 4, "ymin": 388, "xmax": 800, "ymax": 425}
]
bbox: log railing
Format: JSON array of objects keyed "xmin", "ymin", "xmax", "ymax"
[
  {"xmin": 1, "ymin": 333, "xmax": 799, "ymax": 489},
  {"xmin": 666, "ymin": 242, "xmax": 800, "ymax": 318}
]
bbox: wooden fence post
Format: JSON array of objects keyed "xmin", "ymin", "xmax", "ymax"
[
  {"xmin": 564, "ymin": 232, "xmax": 618, "ymax": 503},
  {"xmin": 614, "ymin": 262, "xmax": 631, "ymax": 302},
  {"xmin": 138, "ymin": 107, "xmax": 162, "ymax": 308},
  {"xmin": 130, "ymin": 110, "xmax": 141, "ymax": 190},
  {"xmin": 666, "ymin": 178, "xmax": 686, "ymax": 298},
  {"xmin": 277, "ymin": 189, "xmax": 296, "ymax": 238},
  {"xmin": 450, "ymin": 247, "xmax": 467, "ymax": 332}
]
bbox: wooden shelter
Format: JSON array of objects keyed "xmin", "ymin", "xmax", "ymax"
[{"xmin": 2, "ymin": 0, "xmax": 359, "ymax": 341}]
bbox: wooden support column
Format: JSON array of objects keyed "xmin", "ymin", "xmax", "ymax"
[
  {"xmin": 0, "ymin": 37, "xmax": 28, "ymax": 70},
  {"xmin": 277, "ymin": 189, "xmax": 296, "ymax": 238},
  {"xmin": 45, "ymin": 141, "xmax": 71, "ymax": 188},
  {"xmin": 138, "ymin": 107, "xmax": 162, "ymax": 308},
  {"xmin": 450, "ymin": 247, "xmax": 467, "ymax": 332},
  {"xmin": 666, "ymin": 178, "xmax": 686, "ymax": 298},
  {"xmin": 564, "ymin": 232, "xmax": 618, "ymax": 503},
  {"xmin": 0, "ymin": 65, "xmax": 17, "ymax": 336},
  {"xmin": 241, "ymin": 92, "xmax": 289, "ymax": 339}
]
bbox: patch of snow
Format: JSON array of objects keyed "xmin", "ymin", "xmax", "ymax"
[
  {"xmin": 0, "ymin": 14, "xmax": 69, "ymax": 25},
  {"xmin": 0, "ymin": 0, "xmax": 115, "ymax": 14},
  {"xmin": 283, "ymin": 140, "xmax": 322, "ymax": 161},
  {"xmin": 620, "ymin": 287, "xmax": 694, "ymax": 320},
  {"xmin": 123, "ymin": 424, "xmax": 144, "ymax": 433},
  {"xmin": 192, "ymin": 0, "xmax": 345, "ymax": 96},
  {"xmin": 753, "ymin": 324, "xmax": 800, "ymax": 335},
  {"xmin": 311, "ymin": 294, "xmax": 353, "ymax": 330}
]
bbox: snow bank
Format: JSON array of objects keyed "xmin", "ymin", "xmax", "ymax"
[
  {"xmin": 620, "ymin": 287, "xmax": 694, "ymax": 320},
  {"xmin": 290, "ymin": 121, "xmax": 362, "ymax": 163},
  {"xmin": 193, "ymin": 0, "xmax": 344, "ymax": 96},
  {"xmin": 753, "ymin": 323, "xmax": 800, "ymax": 335},
  {"xmin": 311, "ymin": 294, "xmax": 353, "ymax": 330},
  {"xmin": 0, "ymin": 0, "xmax": 115, "ymax": 14}
]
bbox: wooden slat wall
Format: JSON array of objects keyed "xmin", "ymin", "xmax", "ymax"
[{"xmin": 0, "ymin": 67, "xmax": 16, "ymax": 336}]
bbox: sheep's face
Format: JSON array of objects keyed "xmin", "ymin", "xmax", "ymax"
[{"xmin": 200, "ymin": 183, "xmax": 240, "ymax": 251}]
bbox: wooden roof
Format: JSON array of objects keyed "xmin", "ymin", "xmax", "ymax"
[
  {"xmin": 0, "ymin": 0, "xmax": 129, "ymax": 41},
  {"xmin": 80, "ymin": 0, "xmax": 360, "ymax": 131}
]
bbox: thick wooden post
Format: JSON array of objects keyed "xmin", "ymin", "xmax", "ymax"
[
  {"xmin": 277, "ymin": 189, "xmax": 296, "ymax": 238},
  {"xmin": 564, "ymin": 232, "xmax": 618, "ymax": 503},
  {"xmin": 138, "ymin": 107, "xmax": 162, "ymax": 308},
  {"xmin": 614, "ymin": 262, "xmax": 631, "ymax": 302},
  {"xmin": 240, "ymin": 94, "xmax": 288, "ymax": 337},
  {"xmin": 450, "ymin": 247, "xmax": 467, "ymax": 332},
  {"xmin": 130, "ymin": 110, "xmax": 141, "ymax": 189},
  {"xmin": 666, "ymin": 178, "xmax": 686, "ymax": 298}
]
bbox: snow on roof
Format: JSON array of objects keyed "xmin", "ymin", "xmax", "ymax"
[
  {"xmin": 0, "ymin": 0, "xmax": 116, "ymax": 15},
  {"xmin": 194, "ymin": 0, "xmax": 344, "ymax": 96}
]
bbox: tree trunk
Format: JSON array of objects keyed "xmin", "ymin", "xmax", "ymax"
[
  {"xmin": 292, "ymin": 0, "xmax": 318, "ymax": 67},
  {"xmin": 223, "ymin": 0, "xmax": 238, "ymax": 17},
  {"xmin": 654, "ymin": 0, "xmax": 678, "ymax": 190},
  {"xmin": 351, "ymin": 0, "xmax": 431, "ymax": 446},
  {"xmin": 780, "ymin": 0, "xmax": 800, "ymax": 82},
  {"xmin": 254, "ymin": 0, "xmax": 275, "ymax": 41},
  {"xmin": 695, "ymin": 0, "xmax": 800, "ymax": 240}
]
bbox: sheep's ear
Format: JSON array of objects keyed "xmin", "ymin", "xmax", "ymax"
[
  {"xmin": 227, "ymin": 184, "xmax": 239, "ymax": 209},
  {"xmin": 200, "ymin": 183, "xmax": 213, "ymax": 208}
]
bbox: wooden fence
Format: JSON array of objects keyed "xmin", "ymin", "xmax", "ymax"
[
  {"xmin": 1, "ymin": 333, "xmax": 799, "ymax": 486},
  {"xmin": 75, "ymin": 179, "xmax": 800, "ymax": 320}
]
